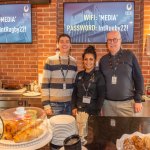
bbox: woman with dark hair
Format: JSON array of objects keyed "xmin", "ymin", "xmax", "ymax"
[{"xmin": 71, "ymin": 45, "xmax": 105, "ymax": 116}]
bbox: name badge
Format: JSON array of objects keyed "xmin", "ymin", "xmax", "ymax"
[
  {"xmin": 78, "ymin": 76, "xmax": 82, "ymax": 80},
  {"xmin": 83, "ymin": 96, "xmax": 91, "ymax": 104},
  {"xmin": 63, "ymin": 83, "xmax": 66, "ymax": 89},
  {"xmin": 112, "ymin": 76, "xmax": 117, "ymax": 84}
]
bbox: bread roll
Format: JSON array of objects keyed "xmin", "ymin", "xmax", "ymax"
[
  {"xmin": 123, "ymin": 138, "xmax": 136, "ymax": 150},
  {"xmin": 143, "ymin": 136, "xmax": 150, "ymax": 149},
  {"xmin": 131, "ymin": 135, "xmax": 145, "ymax": 150}
]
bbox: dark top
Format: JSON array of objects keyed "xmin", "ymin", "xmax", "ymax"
[
  {"xmin": 71, "ymin": 69, "xmax": 105, "ymax": 115},
  {"xmin": 99, "ymin": 49, "xmax": 144, "ymax": 102}
]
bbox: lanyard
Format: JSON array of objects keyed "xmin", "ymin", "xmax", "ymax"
[
  {"xmin": 109, "ymin": 51, "xmax": 122, "ymax": 75},
  {"xmin": 82, "ymin": 72, "xmax": 95, "ymax": 96},
  {"xmin": 59, "ymin": 55, "xmax": 70, "ymax": 82}
]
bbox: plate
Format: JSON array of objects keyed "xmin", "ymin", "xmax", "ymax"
[
  {"xmin": 59, "ymin": 146, "xmax": 87, "ymax": 150},
  {"xmin": 0, "ymin": 129, "xmax": 52, "ymax": 150},
  {"xmin": 23, "ymin": 92, "xmax": 41, "ymax": 97},
  {"xmin": 0, "ymin": 129, "xmax": 45, "ymax": 146},
  {"xmin": 0, "ymin": 128, "xmax": 52, "ymax": 146},
  {"xmin": 49, "ymin": 115, "xmax": 75, "ymax": 124}
]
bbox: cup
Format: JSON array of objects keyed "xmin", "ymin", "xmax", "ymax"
[
  {"xmin": 26, "ymin": 84, "xmax": 31, "ymax": 91},
  {"xmin": 64, "ymin": 134, "xmax": 81, "ymax": 150},
  {"xmin": 77, "ymin": 121, "xmax": 88, "ymax": 145},
  {"xmin": 77, "ymin": 121, "xmax": 88, "ymax": 137}
]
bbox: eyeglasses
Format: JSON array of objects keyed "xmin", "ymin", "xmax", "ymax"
[{"xmin": 107, "ymin": 38, "xmax": 121, "ymax": 43}]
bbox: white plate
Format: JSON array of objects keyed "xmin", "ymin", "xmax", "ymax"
[
  {"xmin": 0, "ymin": 128, "xmax": 46, "ymax": 146},
  {"xmin": 23, "ymin": 92, "xmax": 41, "ymax": 97},
  {"xmin": 59, "ymin": 146, "xmax": 87, "ymax": 150},
  {"xmin": 0, "ymin": 129, "xmax": 52, "ymax": 150},
  {"xmin": 49, "ymin": 115, "xmax": 75, "ymax": 124}
]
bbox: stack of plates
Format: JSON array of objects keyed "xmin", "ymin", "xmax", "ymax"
[{"xmin": 49, "ymin": 115, "xmax": 78, "ymax": 146}]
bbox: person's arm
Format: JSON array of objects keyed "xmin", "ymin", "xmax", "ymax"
[
  {"xmin": 73, "ymin": 65, "xmax": 77, "ymax": 83},
  {"xmin": 71, "ymin": 73, "xmax": 79, "ymax": 116},
  {"xmin": 96, "ymin": 71, "xmax": 106, "ymax": 113},
  {"xmin": 132, "ymin": 52, "xmax": 144, "ymax": 113},
  {"xmin": 132, "ymin": 53, "xmax": 144, "ymax": 103},
  {"xmin": 41, "ymin": 58, "xmax": 52, "ymax": 115},
  {"xmin": 99, "ymin": 58, "xmax": 103, "ymax": 73},
  {"xmin": 99, "ymin": 56, "xmax": 106, "ymax": 80}
]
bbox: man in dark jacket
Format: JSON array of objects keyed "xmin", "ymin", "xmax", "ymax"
[{"xmin": 99, "ymin": 31, "xmax": 144, "ymax": 116}]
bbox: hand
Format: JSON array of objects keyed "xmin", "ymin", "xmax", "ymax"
[
  {"xmin": 72, "ymin": 108, "xmax": 78, "ymax": 116},
  {"xmin": 134, "ymin": 103, "xmax": 143, "ymax": 113},
  {"xmin": 99, "ymin": 109, "xmax": 103, "ymax": 116},
  {"xmin": 44, "ymin": 108, "xmax": 53, "ymax": 116}
]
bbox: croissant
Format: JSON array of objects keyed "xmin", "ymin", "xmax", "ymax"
[{"xmin": 13, "ymin": 127, "xmax": 43, "ymax": 143}]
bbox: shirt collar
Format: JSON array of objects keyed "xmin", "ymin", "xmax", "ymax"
[
  {"xmin": 109, "ymin": 48, "xmax": 123, "ymax": 58},
  {"xmin": 84, "ymin": 68, "xmax": 95, "ymax": 76}
]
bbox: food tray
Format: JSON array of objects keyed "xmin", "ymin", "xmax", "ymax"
[{"xmin": 0, "ymin": 129, "xmax": 52, "ymax": 150}]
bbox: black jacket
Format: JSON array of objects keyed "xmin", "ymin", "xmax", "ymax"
[
  {"xmin": 71, "ymin": 69, "xmax": 105, "ymax": 115},
  {"xmin": 99, "ymin": 49, "xmax": 144, "ymax": 102}
]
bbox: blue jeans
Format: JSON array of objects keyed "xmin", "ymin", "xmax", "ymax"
[{"xmin": 50, "ymin": 101, "xmax": 71, "ymax": 115}]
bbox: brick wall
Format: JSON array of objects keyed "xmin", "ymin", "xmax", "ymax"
[
  {"xmin": 0, "ymin": 0, "xmax": 149, "ymax": 90},
  {"xmin": 143, "ymin": 0, "xmax": 150, "ymax": 86},
  {"xmin": 57, "ymin": 0, "xmax": 149, "ymax": 86},
  {"xmin": 0, "ymin": 1, "xmax": 57, "ymax": 86}
]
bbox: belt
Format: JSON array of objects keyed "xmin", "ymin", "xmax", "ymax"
[{"xmin": 106, "ymin": 97, "xmax": 133, "ymax": 101}]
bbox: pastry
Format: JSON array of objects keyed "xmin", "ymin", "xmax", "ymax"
[
  {"xmin": 123, "ymin": 135, "xmax": 148, "ymax": 150},
  {"xmin": 13, "ymin": 127, "xmax": 43, "ymax": 143},
  {"xmin": 2, "ymin": 109, "xmax": 43, "ymax": 143},
  {"xmin": 123, "ymin": 138, "xmax": 136, "ymax": 150},
  {"xmin": 131, "ymin": 135, "xmax": 145, "ymax": 150},
  {"xmin": 143, "ymin": 136, "xmax": 150, "ymax": 149}
]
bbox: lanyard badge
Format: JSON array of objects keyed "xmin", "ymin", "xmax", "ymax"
[
  {"xmin": 112, "ymin": 75, "xmax": 117, "ymax": 84},
  {"xmin": 83, "ymin": 96, "xmax": 91, "ymax": 104},
  {"xmin": 82, "ymin": 72, "xmax": 94, "ymax": 104},
  {"xmin": 59, "ymin": 56, "xmax": 70, "ymax": 90},
  {"xmin": 109, "ymin": 52, "xmax": 122, "ymax": 85}
]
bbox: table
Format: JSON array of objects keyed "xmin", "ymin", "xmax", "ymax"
[
  {"xmin": 39, "ymin": 116, "xmax": 150, "ymax": 150},
  {"xmin": 86, "ymin": 116, "xmax": 150, "ymax": 150},
  {"xmin": 0, "ymin": 92, "xmax": 42, "ymax": 110}
]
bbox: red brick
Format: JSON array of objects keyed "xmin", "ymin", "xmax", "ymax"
[{"xmin": 0, "ymin": 0, "xmax": 149, "ymax": 85}]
